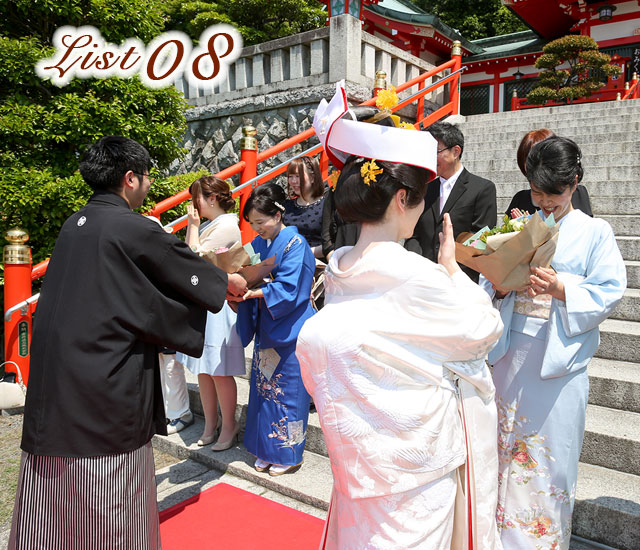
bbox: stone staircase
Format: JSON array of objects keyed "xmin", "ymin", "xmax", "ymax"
[
  {"xmin": 461, "ymin": 99, "xmax": 640, "ymax": 550},
  {"xmin": 154, "ymin": 99, "xmax": 640, "ymax": 550}
]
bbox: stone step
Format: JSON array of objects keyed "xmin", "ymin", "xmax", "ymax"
[
  {"xmin": 152, "ymin": 416, "xmax": 332, "ymax": 511},
  {"xmin": 625, "ymin": 261, "xmax": 640, "ymax": 288},
  {"xmin": 581, "ymin": 405, "xmax": 640, "ymax": 476},
  {"xmin": 462, "ymin": 120, "xmax": 640, "ymax": 139},
  {"xmin": 468, "ymin": 155, "xmax": 635, "ymax": 173},
  {"xmin": 572, "ymin": 462, "xmax": 640, "ymax": 550},
  {"xmin": 588, "ymin": 357, "xmax": 640, "ymax": 414},
  {"xmin": 596, "ymin": 215, "xmax": 640, "ymax": 237},
  {"xmin": 464, "ymin": 129, "xmax": 640, "ymax": 147},
  {"xmin": 465, "ymin": 100, "xmax": 640, "ymax": 122},
  {"xmin": 616, "ymin": 236, "xmax": 640, "ymax": 262},
  {"xmin": 464, "ymin": 140, "xmax": 639, "ymax": 160},
  {"xmin": 611, "ymin": 288, "xmax": 640, "ymax": 321},
  {"xmin": 158, "ymin": 402, "xmax": 640, "ymax": 550},
  {"xmin": 597, "ymin": 318, "xmax": 640, "ymax": 362}
]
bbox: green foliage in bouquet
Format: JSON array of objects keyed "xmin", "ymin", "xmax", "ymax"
[
  {"xmin": 527, "ymin": 35, "xmax": 621, "ymax": 105},
  {"xmin": 163, "ymin": 0, "xmax": 326, "ymax": 46},
  {"xmin": 479, "ymin": 215, "xmax": 526, "ymax": 243}
]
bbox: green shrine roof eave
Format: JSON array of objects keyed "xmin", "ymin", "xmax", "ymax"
[
  {"xmin": 464, "ymin": 30, "xmax": 546, "ymax": 62},
  {"xmin": 368, "ymin": 0, "xmax": 483, "ymax": 55}
]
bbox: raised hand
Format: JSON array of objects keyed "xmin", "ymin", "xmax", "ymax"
[
  {"xmin": 187, "ymin": 202, "xmax": 200, "ymax": 228},
  {"xmin": 438, "ymin": 213, "xmax": 461, "ymax": 276},
  {"xmin": 510, "ymin": 208, "xmax": 529, "ymax": 219}
]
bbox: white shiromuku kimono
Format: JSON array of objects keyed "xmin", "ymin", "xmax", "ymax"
[
  {"xmin": 488, "ymin": 209, "xmax": 626, "ymax": 550},
  {"xmin": 296, "ymin": 241, "xmax": 504, "ymax": 550}
]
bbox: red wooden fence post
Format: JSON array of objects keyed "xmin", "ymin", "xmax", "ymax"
[
  {"xmin": 511, "ymin": 90, "xmax": 519, "ymax": 111},
  {"xmin": 373, "ymin": 70, "xmax": 387, "ymax": 97},
  {"xmin": 450, "ymin": 41, "xmax": 462, "ymax": 116},
  {"xmin": 3, "ymin": 228, "xmax": 33, "ymax": 385},
  {"xmin": 239, "ymin": 126, "xmax": 258, "ymax": 244}
]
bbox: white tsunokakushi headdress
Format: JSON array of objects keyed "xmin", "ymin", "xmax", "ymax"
[{"xmin": 313, "ymin": 80, "xmax": 437, "ymax": 180}]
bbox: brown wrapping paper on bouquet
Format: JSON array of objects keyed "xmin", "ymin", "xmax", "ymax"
[
  {"xmin": 455, "ymin": 214, "xmax": 559, "ymax": 291},
  {"xmin": 201, "ymin": 241, "xmax": 277, "ymax": 288}
]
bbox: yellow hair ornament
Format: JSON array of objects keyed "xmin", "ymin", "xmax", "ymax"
[
  {"xmin": 375, "ymin": 85, "xmax": 399, "ymax": 111},
  {"xmin": 328, "ymin": 170, "xmax": 340, "ymax": 191},
  {"xmin": 360, "ymin": 159, "xmax": 383, "ymax": 185},
  {"xmin": 398, "ymin": 121, "xmax": 418, "ymax": 130}
]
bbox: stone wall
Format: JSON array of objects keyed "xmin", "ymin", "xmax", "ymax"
[
  {"xmin": 171, "ymin": 15, "xmax": 446, "ymax": 181},
  {"xmin": 171, "ymin": 82, "xmax": 375, "ymax": 182}
]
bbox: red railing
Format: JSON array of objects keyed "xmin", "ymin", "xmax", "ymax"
[
  {"xmin": 3, "ymin": 41, "xmax": 464, "ymax": 384},
  {"xmin": 510, "ymin": 72, "xmax": 639, "ymax": 110}
]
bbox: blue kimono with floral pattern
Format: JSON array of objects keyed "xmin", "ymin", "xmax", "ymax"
[{"xmin": 237, "ymin": 225, "xmax": 315, "ymax": 466}]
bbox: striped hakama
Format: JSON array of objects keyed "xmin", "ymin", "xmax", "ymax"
[{"xmin": 8, "ymin": 442, "xmax": 160, "ymax": 550}]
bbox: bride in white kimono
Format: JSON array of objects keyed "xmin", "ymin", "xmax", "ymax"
[
  {"xmin": 296, "ymin": 84, "xmax": 505, "ymax": 550},
  {"xmin": 488, "ymin": 137, "xmax": 626, "ymax": 550}
]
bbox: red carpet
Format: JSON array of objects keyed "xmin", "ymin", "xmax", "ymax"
[{"xmin": 159, "ymin": 482, "xmax": 325, "ymax": 549}]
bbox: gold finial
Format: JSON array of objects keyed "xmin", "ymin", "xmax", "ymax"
[
  {"xmin": 3, "ymin": 228, "xmax": 31, "ymax": 265},
  {"xmin": 452, "ymin": 41, "xmax": 462, "ymax": 57},
  {"xmin": 240, "ymin": 126, "xmax": 258, "ymax": 151},
  {"xmin": 616, "ymin": 92, "xmax": 622, "ymax": 101},
  {"xmin": 374, "ymin": 70, "xmax": 387, "ymax": 90},
  {"xmin": 512, "ymin": 90, "xmax": 518, "ymax": 98},
  {"xmin": 633, "ymin": 72, "xmax": 638, "ymax": 81},
  {"xmin": 625, "ymin": 82, "xmax": 630, "ymax": 90}
]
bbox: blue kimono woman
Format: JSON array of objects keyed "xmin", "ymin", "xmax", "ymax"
[{"xmin": 236, "ymin": 183, "xmax": 316, "ymax": 476}]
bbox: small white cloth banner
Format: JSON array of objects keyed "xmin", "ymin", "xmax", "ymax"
[{"xmin": 36, "ymin": 25, "xmax": 243, "ymax": 89}]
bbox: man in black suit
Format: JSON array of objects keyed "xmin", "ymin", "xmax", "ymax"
[{"xmin": 410, "ymin": 122, "xmax": 497, "ymax": 282}]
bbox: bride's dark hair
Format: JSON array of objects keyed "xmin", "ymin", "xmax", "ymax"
[{"xmin": 334, "ymin": 156, "xmax": 430, "ymax": 223}]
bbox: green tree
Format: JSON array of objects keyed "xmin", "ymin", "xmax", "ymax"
[
  {"xmin": 527, "ymin": 35, "xmax": 622, "ymax": 105},
  {"xmin": 163, "ymin": 0, "xmax": 327, "ymax": 45},
  {"xmin": 0, "ymin": 0, "xmax": 191, "ymax": 263},
  {"xmin": 410, "ymin": 0, "xmax": 526, "ymax": 40}
]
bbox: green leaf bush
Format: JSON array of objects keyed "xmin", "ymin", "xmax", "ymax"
[{"xmin": 527, "ymin": 34, "xmax": 622, "ymax": 105}]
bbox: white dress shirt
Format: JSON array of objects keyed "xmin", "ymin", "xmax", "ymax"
[{"xmin": 439, "ymin": 165, "xmax": 464, "ymax": 213}]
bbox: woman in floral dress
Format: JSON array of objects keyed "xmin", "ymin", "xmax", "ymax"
[{"xmin": 489, "ymin": 137, "xmax": 626, "ymax": 549}]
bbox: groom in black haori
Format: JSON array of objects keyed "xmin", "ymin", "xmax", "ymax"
[{"xmin": 9, "ymin": 136, "xmax": 247, "ymax": 550}]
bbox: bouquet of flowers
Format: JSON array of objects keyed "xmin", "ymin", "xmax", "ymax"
[
  {"xmin": 455, "ymin": 214, "xmax": 559, "ymax": 291},
  {"xmin": 200, "ymin": 241, "xmax": 277, "ymax": 288}
]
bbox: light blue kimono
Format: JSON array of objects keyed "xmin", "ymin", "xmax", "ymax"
[
  {"xmin": 237, "ymin": 225, "xmax": 316, "ymax": 466},
  {"xmin": 489, "ymin": 209, "xmax": 626, "ymax": 550},
  {"xmin": 489, "ymin": 209, "xmax": 627, "ymax": 374}
]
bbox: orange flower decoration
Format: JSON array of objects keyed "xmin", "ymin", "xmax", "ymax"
[
  {"xmin": 328, "ymin": 170, "xmax": 340, "ymax": 191},
  {"xmin": 360, "ymin": 159, "xmax": 383, "ymax": 185},
  {"xmin": 375, "ymin": 85, "xmax": 399, "ymax": 111}
]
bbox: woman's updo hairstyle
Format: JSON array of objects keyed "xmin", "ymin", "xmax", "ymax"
[
  {"xmin": 190, "ymin": 176, "xmax": 236, "ymax": 213},
  {"xmin": 334, "ymin": 156, "xmax": 430, "ymax": 223},
  {"xmin": 242, "ymin": 182, "xmax": 287, "ymax": 221},
  {"xmin": 526, "ymin": 136, "xmax": 584, "ymax": 195}
]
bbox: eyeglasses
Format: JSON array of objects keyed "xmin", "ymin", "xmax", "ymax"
[
  {"xmin": 436, "ymin": 146, "xmax": 453, "ymax": 155},
  {"xmin": 134, "ymin": 172, "xmax": 156, "ymax": 184}
]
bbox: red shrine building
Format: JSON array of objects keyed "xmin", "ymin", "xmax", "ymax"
[{"xmin": 320, "ymin": 0, "xmax": 640, "ymax": 114}]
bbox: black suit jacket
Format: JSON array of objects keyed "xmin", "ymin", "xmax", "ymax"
[{"xmin": 409, "ymin": 168, "xmax": 497, "ymax": 281}]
